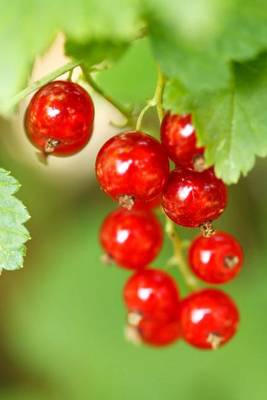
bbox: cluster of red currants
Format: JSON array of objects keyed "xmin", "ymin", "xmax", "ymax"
[{"xmin": 24, "ymin": 80, "xmax": 243, "ymax": 350}]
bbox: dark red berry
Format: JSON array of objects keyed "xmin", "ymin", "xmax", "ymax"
[
  {"xmin": 189, "ymin": 231, "xmax": 243, "ymax": 284},
  {"xmin": 96, "ymin": 131, "xmax": 169, "ymax": 207},
  {"xmin": 100, "ymin": 208, "xmax": 163, "ymax": 270},
  {"xmin": 180, "ymin": 288, "xmax": 239, "ymax": 349},
  {"xmin": 25, "ymin": 80, "xmax": 94, "ymax": 156},
  {"xmin": 124, "ymin": 268, "xmax": 180, "ymax": 320},
  {"xmin": 137, "ymin": 313, "xmax": 180, "ymax": 347},
  {"xmin": 161, "ymin": 113, "xmax": 204, "ymax": 168},
  {"xmin": 162, "ymin": 167, "xmax": 227, "ymax": 228}
]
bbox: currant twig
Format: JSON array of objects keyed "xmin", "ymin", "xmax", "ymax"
[
  {"xmin": 8, "ymin": 61, "xmax": 80, "ymax": 110},
  {"xmin": 135, "ymin": 66, "xmax": 166, "ymax": 130},
  {"xmin": 154, "ymin": 66, "xmax": 165, "ymax": 122},
  {"xmin": 165, "ymin": 216, "xmax": 200, "ymax": 292},
  {"xmin": 81, "ymin": 65, "xmax": 134, "ymax": 127}
]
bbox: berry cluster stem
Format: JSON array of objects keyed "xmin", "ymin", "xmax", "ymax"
[
  {"xmin": 81, "ymin": 66, "xmax": 134, "ymax": 127},
  {"xmin": 165, "ymin": 217, "xmax": 200, "ymax": 292},
  {"xmin": 135, "ymin": 66, "xmax": 165, "ymax": 130}
]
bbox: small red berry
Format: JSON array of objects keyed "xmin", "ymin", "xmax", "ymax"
[
  {"xmin": 96, "ymin": 131, "xmax": 169, "ymax": 207},
  {"xmin": 161, "ymin": 113, "xmax": 204, "ymax": 168},
  {"xmin": 137, "ymin": 313, "xmax": 180, "ymax": 347},
  {"xmin": 124, "ymin": 268, "xmax": 180, "ymax": 320},
  {"xmin": 189, "ymin": 231, "xmax": 243, "ymax": 284},
  {"xmin": 132, "ymin": 194, "xmax": 162, "ymax": 211},
  {"xmin": 25, "ymin": 80, "xmax": 94, "ymax": 156},
  {"xmin": 162, "ymin": 167, "xmax": 227, "ymax": 228},
  {"xmin": 100, "ymin": 208, "xmax": 163, "ymax": 270},
  {"xmin": 180, "ymin": 288, "xmax": 239, "ymax": 349}
]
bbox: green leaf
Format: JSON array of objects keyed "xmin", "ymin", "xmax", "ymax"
[
  {"xmin": 0, "ymin": 169, "xmax": 30, "ymax": 270},
  {"xmin": 164, "ymin": 53, "xmax": 267, "ymax": 184},
  {"xmin": 65, "ymin": 39, "xmax": 129, "ymax": 70},
  {"xmin": 148, "ymin": 0, "xmax": 267, "ymax": 91}
]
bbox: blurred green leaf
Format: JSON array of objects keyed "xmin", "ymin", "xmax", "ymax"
[
  {"xmin": 65, "ymin": 39, "xmax": 129, "ymax": 70},
  {"xmin": 148, "ymin": 0, "xmax": 267, "ymax": 91},
  {"xmin": 0, "ymin": 169, "xmax": 30, "ymax": 270},
  {"xmin": 95, "ymin": 38, "xmax": 157, "ymax": 105},
  {"xmin": 164, "ymin": 53, "xmax": 267, "ymax": 184}
]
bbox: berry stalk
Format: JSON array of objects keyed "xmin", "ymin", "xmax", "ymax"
[
  {"xmin": 81, "ymin": 65, "xmax": 134, "ymax": 126},
  {"xmin": 135, "ymin": 66, "xmax": 165, "ymax": 130},
  {"xmin": 165, "ymin": 216, "xmax": 200, "ymax": 292}
]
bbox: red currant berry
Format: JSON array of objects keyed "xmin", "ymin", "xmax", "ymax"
[
  {"xmin": 132, "ymin": 194, "xmax": 162, "ymax": 211},
  {"xmin": 124, "ymin": 269, "xmax": 180, "ymax": 320},
  {"xmin": 100, "ymin": 208, "xmax": 163, "ymax": 270},
  {"xmin": 95, "ymin": 131, "xmax": 169, "ymax": 208},
  {"xmin": 189, "ymin": 231, "xmax": 243, "ymax": 284},
  {"xmin": 162, "ymin": 167, "xmax": 227, "ymax": 228},
  {"xmin": 138, "ymin": 313, "xmax": 180, "ymax": 347},
  {"xmin": 25, "ymin": 80, "xmax": 94, "ymax": 156},
  {"xmin": 180, "ymin": 288, "xmax": 239, "ymax": 349},
  {"xmin": 161, "ymin": 113, "xmax": 204, "ymax": 169}
]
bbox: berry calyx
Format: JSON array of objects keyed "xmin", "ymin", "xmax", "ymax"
[
  {"xmin": 100, "ymin": 208, "xmax": 163, "ymax": 270},
  {"xmin": 95, "ymin": 131, "xmax": 169, "ymax": 206},
  {"xmin": 162, "ymin": 167, "xmax": 227, "ymax": 228},
  {"xmin": 189, "ymin": 231, "xmax": 243, "ymax": 284},
  {"xmin": 179, "ymin": 288, "xmax": 239, "ymax": 349},
  {"xmin": 160, "ymin": 113, "xmax": 204, "ymax": 169},
  {"xmin": 124, "ymin": 268, "xmax": 180, "ymax": 320},
  {"xmin": 25, "ymin": 80, "xmax": 94, "ymax": 157}
]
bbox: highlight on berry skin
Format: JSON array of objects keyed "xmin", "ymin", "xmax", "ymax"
[{"xmin": 25, "ymin": 80, "xmax": 94, "ymax": 158}]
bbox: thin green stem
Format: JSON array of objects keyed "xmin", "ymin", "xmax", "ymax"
[
  {"xmin": 135, "ymin": 65, "xmax": 166, "ymax": 130},
  {"xmin": 81, "ymin": 65, "xmax": 134, "ymax": 126},
  {"xmin": 135, "ymin": 101, "xmax": 154, "ymax": 131},
  {"xmin": 165, "ymin": 216, "xmax": 200, "ymax": 292},
  {"xmin": 8, "ymin": 61, "xmax": 80, "ymax": 109},
  {"xmin": 154, "ymin": 66, "xmax": 166, "ymax": 122}
]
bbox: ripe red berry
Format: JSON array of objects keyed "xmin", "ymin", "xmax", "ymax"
[
  {"xmin": 25, "ymin": 80, "xmax": 94, "ymax": 156},
  {"xmin": 124, "ymin": 269, "xmax": 180, "ymax": 320},
  {"xmin": 132, "ymin": 194, "xmax": 162, "ymax": 211},
  {"xmin": 161, "ymin": 113, "xmax": 204, "ymax": 168},
  {"xmin": 137, "ymin": 313, "xmax": 180, "ymax": 347},
  {"xmin": 96, "ymin": 131, "xmax": 169, "ymax": 208},
  {"xmin": 180, "ymin": 288, "xmax": 239, "ymax": 349},
  {"xmin": 100, "ymin": 208, "xmax": 163, "ymax": 270},
  {"xmin": 189, "ymin": 231, "xmax": 243, "ymax": 284},
  {"xmin": 162, "ymin": 167, "xmax": 227, "ymax": 228}
]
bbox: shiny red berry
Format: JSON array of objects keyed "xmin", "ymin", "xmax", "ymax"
[
  {"xmin": 161, "ymin": 113, "xmax": 204, "ymax": 168},
  {"xmin": 137, "ymin": 313, "xmax": 180, "ymax": 347},
  {"xmin": 180, "ymin": 288, "xmax": 239, "ymax": 350},
  {"xmin": 162, "ymin": 167, "xmax": 227, "ymax": 228},
  {"xmin": 96, "ymin": 131, "xmax": 169, "ymax": 207},
  {"xmin": 189, "ymin": 231, "xmax": 243, "ymax": 284},
  {"xmin": 25, "ymin": 80, "xmax": 94, "ymax": 156},
  {"xmin": 100, "ymin": 208, "xmax": 163, "ymax": 270},
  {"xmin": 124, "ymin": 269, "xmax": 180, "ymax": 320}
]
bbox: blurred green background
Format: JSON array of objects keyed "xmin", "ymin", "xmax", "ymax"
[{"xmin": 0, "ymin": 38, "xmax": 266, "ymax": 400}]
